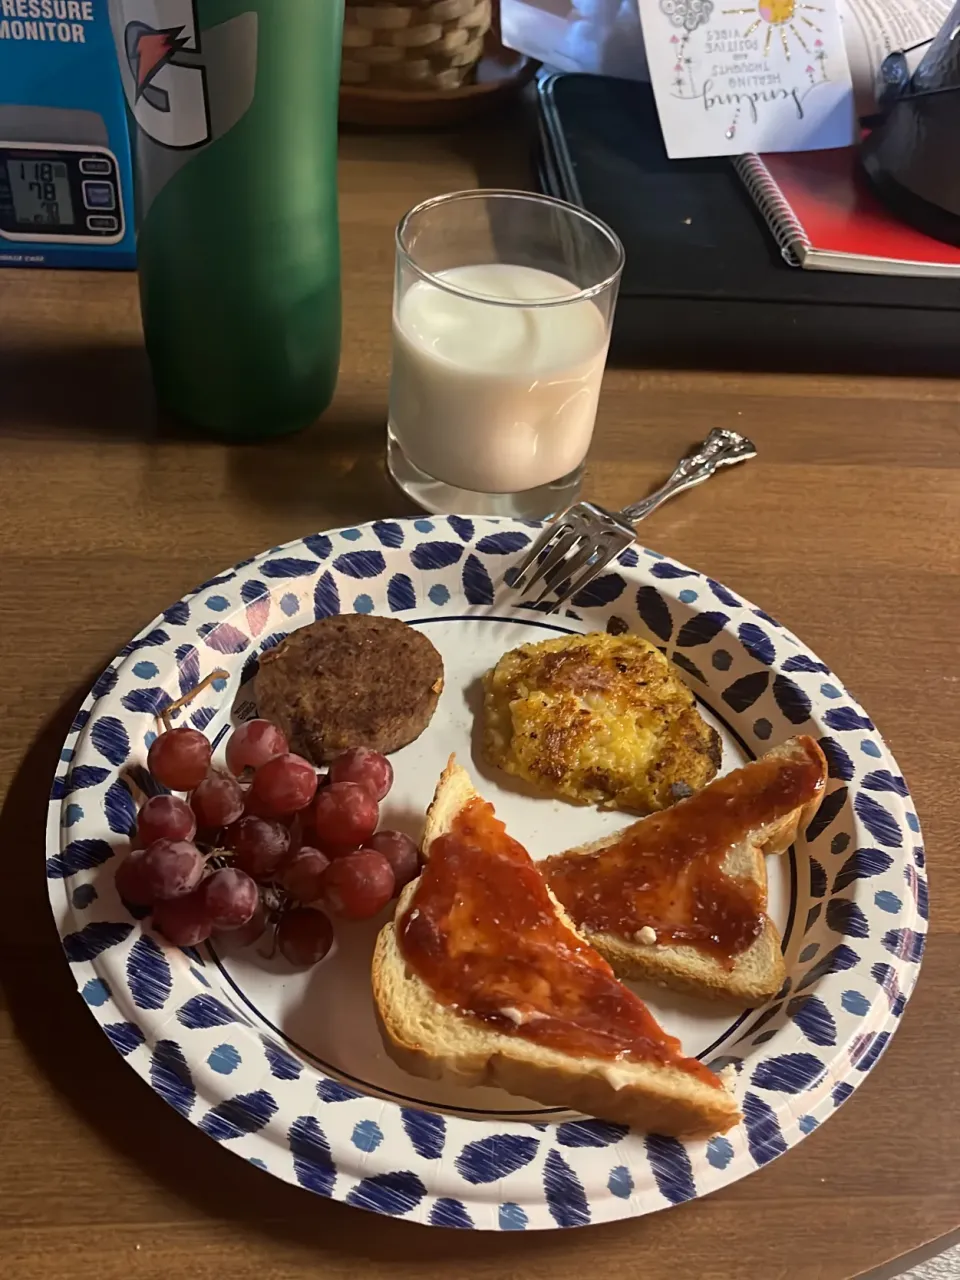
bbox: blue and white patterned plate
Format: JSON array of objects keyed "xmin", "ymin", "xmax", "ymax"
[{"xmin": 46, "ymin": 517, "xmax": 926, "ymax": 1231}]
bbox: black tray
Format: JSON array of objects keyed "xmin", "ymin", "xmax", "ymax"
[{"xmin": 536, "ymin": 73, "xmax": 960, "ymax": 374}]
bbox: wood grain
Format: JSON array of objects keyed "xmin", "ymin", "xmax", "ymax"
[{"xmin": 1, "ymin": 120, "xmax": 958, "ymax": 1280}]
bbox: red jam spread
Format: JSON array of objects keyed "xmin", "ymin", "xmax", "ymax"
[
  {"xmin": 397, "ymin": 795, "xmax": 718, "ymax": 1083},
  {"xmin": 543, "ymin": 736, "xmax": 826, "ymax": 965}
]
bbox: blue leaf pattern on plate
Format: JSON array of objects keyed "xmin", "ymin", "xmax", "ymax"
[
  {"xmin": 127, "ymin": 936, "xmax": 172, "ymax": 1009},
  {"xmin": 199, "ymin": 1090, "xmax": 278, "ymax": 1140},
  {"xmin": 92, "ymin": 668, "xmax": 118, "ymax": 698},
  {"xmin": 201, "ymin": 623, "xmax": 249, "ymax": 654},
  {"xmin": 47, "ymin": 837, "xmax": 114, "ymax": 879},
  {"xmin": 455, "ymin": 1135, "xmax": 539, "ymax": 1184},
  {"xmin": 103, "ymin": 1021, "xmax": 145, "ymax": 1056},
  {"xmin": 722, "ymin": 671, "xmax": 770, "ymax": 712},
  {"xmin": 824, "ymin": 707, "xmax": 874, "ymax": 732},
  {"xmin": 671, "ymin": 652, "xmax": 706, "ymax": 684},
  {"xmin": 261, "ymin": 557, "xmax": 321, "ymax": 578},
  {"xmin": 743, "ymin": 1092, "xmax": 787, "ymax": 1165},
  {"xmin": 347, "ymin": 1171, "xmax": 426, "ymax": 1217},
  {"xmin": 447, "ymin": 515, "xmax": 474, "ymax": 542},
  {"xmin": 430, "ymin": 1198, "xmax": 473, "ymax": 1228},
  {"xmin": 833, "ymin": 848, "xmax": 892, "ymax": 893},
  {"xmin": 804, "ymin": 787, "xmax": 847, "ymax": 843},
  {"xmin": 543, "ymin": 1149, "xmax": 591, "ymax": 1227},
  {"xmin": 645, "ymin": 1135, "xmax": 696, "ymax": 1204},
  {"xmin": 782, "ymin": 653, "xmax": 829, "ymax": 674},
  {"xmin": 303, "ymin": 533, "xmax": 332, "ymax": 560},
  {"xmin": 826, "ymin": 899, "xmax": 870, "ymax": 938},
  {"xmin": 262, "ymin": 1037, "xmax": 302, "ymax": 1080},
  {"xmin": 751, "ymin": 1052, "xmax": 825, "ymax": 1093},
  {"xmin": 556, "ymin": 1119, "xmax": 629, "ymax": 1148},
  {"xmin": 367, "ymin": 520, "xmax": 403, "ymax": 550},
  {"xmin": 402, "ymin": 1108, "xmax": 446, "ymax": 1160},
  {"xmin": 475, "ymin": 531, "xmax": 531, "ymax": 555},
  {"xmin": 332, "ymin": 550, "xmax": 387, "ymax": 578},
  {"xmin": 818, "ymin": 736, "xmax": 854, "ymax": 781},
  {"xmin": 854, "ymin": 793, "xmax": 902, "ymax": 848},
  {"xmin": 636, "ymin": 586, "xmax": 673, "ymax": 640},
  {"xmin": 387, "ymin": 573, "xmax": 416, "ymax": 612},
  {"xmin": 772, "ymin": 674, "xmax": 812, "ymax": 724},
  {"xmin": 788, "ymin": 995, "xmax": 837, "ymax": 1046},
  {"xmin": 738, "ymin": 622, "xmax": 775, "ymax": 665},
  {"xmin": 316, "ymin": 1078, "xmax": 362, "ymax": 1102},
  {"xmin": 150, "ymin": 1039, "xmax": 195, "ymax": 1117},
  {"xmin": 177, "ymin": 994, "xmax": 243, "ymax": 1029},
  {"xmin": 63, "ymin": 921, "xmax": 132, "ymax": 962},
  {"xmin": 121, "ymin": 687, "xmax": 173, "ymax": 716},
  {"xmin": 870, "ymin": 962, "xmax": 907, "ymax": 1015},
  {"xmin": 105, "ymin": 778, "xmax": 137, "ymax": 836},
  {"xmin": 676, "ymin": 612, "xmax": 728, "ymax": 647},
  {"xmin": 706, "ymin": 1136, "xmax": 734, "ymax": 1170},
  {"xmin": 175, "ymin": 643, "xmax": 200, "ymax": 696},
  {"xmin": 90, "ymin": 716, "xmax": 131, "ymax": 765},
  {"xmin": 241, "ymin": 579, "xmax": 268, "ymax": 605},
  {"xmin": 862, "ymin": 770, "xmax": 909, "ymax": 795},
  {"xmin": 809, "ymin": 858, "xmax": 827, "ymax": 898},
  {"xmin": 163, "ymin": 601, "xmax": 190, "ymax": 626},
  {"xmin": 608, "ymin": 1165, "xmax": 634, "ymax": 1197},
  {"xmin": 841, "ymin": 989, "xmax": 871, "ymax": 1015},
  {"xmin": 313, "ymin": 571, "xmax": 340, "ymax": 619},
  {"xmin": 463, "ymin": 554, "xmax": 494, "ymax": 605},
  {"xmin": 796, "ymin": 944, "xmax": 859, "ymax": 992},
  {"xmin": 288, "ymin": 1115, "xmax": 336, "ymax": 1195},
  {"xmin": 707, "ymin": 577, "xmax": 740, "ymax": 607},
  {"xmin": 650, "ymin": 561, "xmax": 695, "ymax": 579},
  {"xmin": 498, "ymin": 1203, "xmax": 528, "ymax": 1230},
  {"xmin": 571, "ymin": 573, "xmax": 626, "ymax": 607},
  {"xmin": 853, "ymin": 1031, "xmax": 891, "ymax": 1072},
  {"xmin": 882, "ymin": 928, "xmax": 925, "ymax": 963}
]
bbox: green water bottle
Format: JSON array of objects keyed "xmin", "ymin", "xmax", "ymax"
[{"xmin": 109, "ymin": 0, "xmax": 343, "ymax": 438}]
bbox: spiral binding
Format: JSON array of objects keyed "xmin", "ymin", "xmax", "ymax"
[{"xmin": 732, "ymin": 154, "xmax": 808, "ymax": 268}]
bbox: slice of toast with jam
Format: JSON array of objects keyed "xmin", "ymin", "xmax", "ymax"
[
  {"xmin": 372, "ymin": 758, "xmax": 740, "ymax": 1138},
  {"xmin": 541, "ymin": 737, "xmax": 828, "ymax": 1006}
]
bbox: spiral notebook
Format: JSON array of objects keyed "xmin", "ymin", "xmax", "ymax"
[{"xmin": 734, "ymin": 147, "xmax": 960, "ymax": 279}]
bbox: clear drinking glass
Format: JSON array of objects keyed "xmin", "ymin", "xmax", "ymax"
[{"xmin": 386, "ymin": 189, "xmax": 624, "ymax": 519}]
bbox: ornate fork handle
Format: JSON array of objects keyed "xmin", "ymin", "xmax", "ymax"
[{"xmin": 619, "ymin": 429, "xmax": 757, "ymax": 526}]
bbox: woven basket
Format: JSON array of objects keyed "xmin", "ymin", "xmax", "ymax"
[{"xmin": 342, "ymin": 0, "xmax": 493, "ymax": 92}]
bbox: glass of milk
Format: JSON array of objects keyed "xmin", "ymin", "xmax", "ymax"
[{"xmin": 387, "ymin": 189, "xmax": 624, "ymax": 518}]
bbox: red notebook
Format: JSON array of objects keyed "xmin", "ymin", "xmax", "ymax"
[{"xmin": 734, "ymin": 147, "xmax": 960, "ymax": 279}]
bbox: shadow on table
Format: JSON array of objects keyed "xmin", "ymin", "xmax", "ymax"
[
  {"xmin": 0, "ymin": 342, "xmax": 160, "ymax": 441},
  {"xmin": 0, "ymin": 692, "xmax": 640, "ymax": 1262}
]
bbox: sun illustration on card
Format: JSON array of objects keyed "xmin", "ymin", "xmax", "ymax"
[{"xmin": 723, "ymin": 0, "xmax": 823, "ymax": 57}]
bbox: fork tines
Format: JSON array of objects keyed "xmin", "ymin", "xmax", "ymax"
[{"xmin": 507, "ymin": 502, "xmax": 635, "ymax": 611}]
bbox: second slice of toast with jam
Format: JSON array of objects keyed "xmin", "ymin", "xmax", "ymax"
[
  {"xmin": 372, "ymin": 758, "xmax": 740, "ymax": 1138},
  {"xmin": 540, "ymin": 737, "xmax": 828, "ymax": 1006}
]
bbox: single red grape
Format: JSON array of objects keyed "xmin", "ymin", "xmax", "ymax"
[
  {"xmin": 365, "ymin": 829, "xmax": 419, "ymax": 893},
  {"xmin": 153, "ymin": 890, "xmax": 213, "ymax": 946},
  {"xmin": 115, "ymin": 847, "xmax": 154, "ymax": 905},
  {"xmin": 226, "ymin": 815, "xmax": 290, "ymax": 881},
  {"xmin": 328, "ymin": 747, "xmax": 394, "ymax": 801},
  {"xmin": 137, "ymin": 794, "xmax": 197, "ymax": 846},
  {"xmin": 280, "ymin": 847, "xmax": 331, "ymax": 903},
  {"xmin": 225, "ymin": 718, "xmax": 289, "ymax": 775},
  {"xmin": 320, "ymin": 850, "xmax": 394, "ymax": 920},
  {"xmin": 202, "ymin": 867, "xmax": 259, "ymax": 930},
  {"xmin": 147, "ymin": 727, "xmax": 212, "ymax": 791},
  {"xmin": 248, "ymin": 753, "xmax": 318, "ymax": 818},
  {"xmin": 276, "ymin": 907, "xmax": 334, "ymax": 966},
  {"xmin": 140, "ymin": 839, "xmax": 206, "ymax": 901},
  {"xmin": 190, "ymin": 771, "xmax": 244, "ymax": 829},
  {"xmin": 312, "ymin": 781, "xmax": 378, "ymax": 851}
]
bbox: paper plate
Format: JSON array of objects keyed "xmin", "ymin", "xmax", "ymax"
[{"xmin": 46, "ymin": 516, "xmax": 926, "ymax": 1230}]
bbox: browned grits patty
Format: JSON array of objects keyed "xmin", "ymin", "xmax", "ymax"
[{"xmin": 255, "ymin": 615, "xmax": 444, "ymax": 764}]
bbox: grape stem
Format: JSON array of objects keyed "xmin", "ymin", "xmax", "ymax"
[{"xmin": 158, "ymin": 669, "xmax": 230, "ymax": 733}]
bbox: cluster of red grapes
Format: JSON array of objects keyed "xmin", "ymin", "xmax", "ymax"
[{"xmin": 114, "ymin": 718, "xmax": 419, "ymax": 967}]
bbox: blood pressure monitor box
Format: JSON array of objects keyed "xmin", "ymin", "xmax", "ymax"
[{"xmin": 0, "ymin": 0, "xmax": 134, "ymax": 268}]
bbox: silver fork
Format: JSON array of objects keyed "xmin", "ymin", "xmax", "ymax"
[{"xmin": 506, "ymin": 428, "xmax": 757, "ymax": 610}]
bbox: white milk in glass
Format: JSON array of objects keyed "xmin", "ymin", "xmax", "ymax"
[{"xmin": 389, "ymin": 263, "xmax": 609, "ymax": 494}]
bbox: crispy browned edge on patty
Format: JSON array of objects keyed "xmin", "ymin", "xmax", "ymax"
[{"xmin": 256, "ymin": 615, "xmax": 444, "ymax": 764}]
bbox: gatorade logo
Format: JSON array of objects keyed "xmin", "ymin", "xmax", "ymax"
[{"xmin": 114, "ymin": 0, "xmax": 211, "ymax": 149}]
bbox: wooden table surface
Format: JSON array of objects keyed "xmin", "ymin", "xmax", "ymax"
[{"xmin": 1, "ymin": 122, "xmax": 958, "ymax": 1280}]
